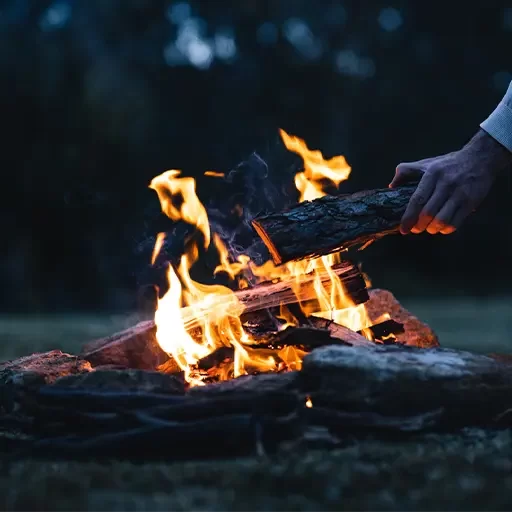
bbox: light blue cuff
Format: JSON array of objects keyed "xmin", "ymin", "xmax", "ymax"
[{"xmin": 480, "ymin": 82, "xmax": 512, "ymax": 152}]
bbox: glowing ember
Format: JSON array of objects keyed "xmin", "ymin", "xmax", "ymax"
[{"xmin": 149, "ymin": 130, "xmax": 379, "ymax": 385}]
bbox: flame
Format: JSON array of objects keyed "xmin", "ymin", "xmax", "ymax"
[
  {"xmin": 204, "ymin": 171, "xmax": 225, "ymax": 178},
  {"xmin": 150, "ymin": 130, "xmax": 377, "ymax": 386},
  {"xmin": 150, "ymin": 170, "xmax": 210, "ymax": 248},
  {"xmin": 279, "ymin": 128, "xmax": 351, "ymax": 202},
  {"xmin": 151, "ymin": 232, "xmax": 166, "ymax": 265},
  {"xmin": 279, "ymin": 130, "xmax": 373, "ymax": 340}
]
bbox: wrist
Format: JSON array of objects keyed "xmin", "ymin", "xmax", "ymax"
[{"xmin": 462, "ymin": 129, "xmax": 512, "ymax": 174}]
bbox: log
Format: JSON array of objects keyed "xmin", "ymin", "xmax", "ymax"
[
  {"xmin": 251, "ymin": 184, "xmax": 417, "ymax": 264},
  {"xmin": 82, "ymin": 262, "xmax": 368, "ymax": 369},
  {"xmin": 180, "ymin": 260, "xmax": 368, "ymax": 332},
  {"xmin": 300, "ymin": 345, "xmax": 512, "ymax": 429},
  {"xmin": 28, "ymin": 412, "xmax": 300, "ymax": 460},
  {"xmin": 306, "ymin": 317, "xmax": 375, "ymax": 347},
  {"xmin": 361, "ymin": 319, "xmax": 405, "ymax": 343},
  {"xmin": 0, "ymin": 351, "xmax": 92, "ymax": 412},
  {"xmin": 81, "ymin": 320, "xmax": 169, "ymax": 371}
]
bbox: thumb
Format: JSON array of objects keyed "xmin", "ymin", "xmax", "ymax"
[{"xmin": 389, "ymin": 162, "xmax": 425, "ymax": 188}]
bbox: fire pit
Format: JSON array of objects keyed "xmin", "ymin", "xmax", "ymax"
[{"xmin": 2, "ymin": 131, "xmax": 511, "ymax": 460}]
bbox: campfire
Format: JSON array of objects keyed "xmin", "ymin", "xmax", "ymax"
[
  {"xmin": 4, "ymin": 131, "xmax": 512, "ymax": 461},
  {"xmin": 146, "ymin": 129, "xmax": 409, "ymax": 386}
]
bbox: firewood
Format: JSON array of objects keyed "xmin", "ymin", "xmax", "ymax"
[
  {"xmin": 28, "ymin": 414, "xmax": 276, "ymax": 459},
  {"xmin": 82, "ymin": 262, "xmax": 368, "ymax": 370},
  {"xmin": 361, "ymin": 319, "xmax": 405, "ymax": 343},
  {"xmin": 0, "ymin": 350, "xmax": 92, "ymax": 412},
  {"xmin": 251, "ymin": 184, "xmax": 417, "ymax": 264},
  {"xmin": 81, "ymin": 320, "xmax": 168, "ymax": 371},
  {"xmin": 304, "ymin": 406, "xmax": 442, "ymax": 434},
  {"xmin": 306, "ymin": 317, "xmax": 375, "ymax": 347},
  {"xmin": 301, "ymin": 345, "xmax": 512, "ymax": 429}
]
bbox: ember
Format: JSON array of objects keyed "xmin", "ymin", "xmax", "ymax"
[{"xmin": 148, "ymin": 130, "xmax": 402, "ymax": 386}]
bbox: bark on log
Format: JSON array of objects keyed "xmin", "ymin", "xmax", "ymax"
[
  {"xmin": 251, "ymin": 184, "xmax": 417, "ymax": 264},
  {"xmin": 0, "ymin": 350, "xmax": 92, "ymax": 412},
  {"xmin": 300, "ymin": 345, "xmax": 512, "ymax": 429}
]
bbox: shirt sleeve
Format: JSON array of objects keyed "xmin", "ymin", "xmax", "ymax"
[{"xmin": 480, "ymin": 81, "xmax": 512, "ymax": 152}]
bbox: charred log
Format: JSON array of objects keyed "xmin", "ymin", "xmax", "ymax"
[
  {"xmin": 82, "ymin": 263, "xmax": 368, "ymax": 370},
  {"xmin": 306, "ymin": 317, "xmax": 374, "ymax": 347},
  {"xmin": 251, "ymin": 184, "xmax": 417, "ymax": 264},
  {"xmin": 360, "ymin": 319, "xmax": 405, "ymax": 343}
]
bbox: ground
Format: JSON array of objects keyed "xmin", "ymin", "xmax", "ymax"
[{"xmin": 1, "ymin": 298, "xmax": 512, "ymax": 511}]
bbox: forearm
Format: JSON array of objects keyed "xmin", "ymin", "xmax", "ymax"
[{"xmin": 480, "ymin": 81, "xmax": 512, "ymax": 155}]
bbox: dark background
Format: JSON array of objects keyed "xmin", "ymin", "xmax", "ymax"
[{"xmin": 1, "ymin": 0, "xmax": 511, "ymax": 313}]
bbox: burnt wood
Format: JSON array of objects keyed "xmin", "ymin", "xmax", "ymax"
[
  {"xmin": 82, "ymin": 262, "xmax": 368, "ymax": 370},
  {"xmin": 251, "ymin": 184, "xmax": 417, "ymax": 264},
  {"xmin": 6, "ymin": 346, "xmax": 512, "ymax": 459},
  {"xmin": 361, "ymin": 319, "xmax": 405, "ymax": 343}
]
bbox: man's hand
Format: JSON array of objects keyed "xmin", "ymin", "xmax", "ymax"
[{"xmin": 389, "ymin": 130, "xmax": 511, "ymax": 235}]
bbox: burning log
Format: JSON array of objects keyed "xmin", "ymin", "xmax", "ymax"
[
  {"xmin": 251, "ymin": 184, "xmax": 417, "ymax": 264},
  {"xmin": 82, "ymin": 262, "xmax": 368, "ymax": 370},
  {"xmin": 363, "ymin": 319, "xmax": 405, "ymax": 343},
  {"xmin": 195, "ymin": 322, "xmax": 376, "ymax": 376},
  {"xmin": 306, "ymin": 317, "xmax": 374, "ymax": 347},
  {"xmin": 236, "ymin": 260, "xmax": 368, "ymax": 314}
]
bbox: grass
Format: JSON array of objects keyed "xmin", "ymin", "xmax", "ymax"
[{"xmin": 1, "ymin": 297, "xmax": 512, "ymax": 511}]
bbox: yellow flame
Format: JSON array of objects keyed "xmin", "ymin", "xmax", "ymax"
[
  {"xmin": 204, "ymin": 171, "xmax": 225, "ymax": 178},
  {"xmin": 213, "ymin": 234, "xmax": 251, "ymax": 281},
  {"xmin": 150, "ymin": 130, "xmax": 381, "ymax": 385},
  {"xmin": 149, "ymin": 170, "xmax": 211, "ymax": 248},
  {"xmin": 279, "ymin": 129, "xmax": 373, "ymax": 340},
  {"xmin": 151, "ymin": 232, "xmax": 166, "ymax": 265},
  {"xmin": 277, "ymin": 304, "xmax": 299, "ymax": 330},
  {"xmin": 279, "ymin": 128, "xmax": 351, "ymax": 202}
]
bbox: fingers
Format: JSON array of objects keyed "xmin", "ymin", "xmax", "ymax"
[
  {"xmin": 411, "ymin": 184, "xmax": 451, "ymax": 234},
  {"xmin": 389, "ymin": 162, "xmax": 425, "ymax": 188},
  {"xmin": 425, "ymin": 197, "xmax": 459, "ymax": 234},
  {"xmin": 400, "ymin": 172, "xmax": 438, "ymax": 234},
  {"xmin": 440, "ymin": 205, "xmax": 472, "ymax": 234}
]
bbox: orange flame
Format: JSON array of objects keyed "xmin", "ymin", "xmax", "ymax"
[
  {"xmin": 150, "ymin": 130, "xmax": 375, "ymax": 385},
  {"xmin": 151, "ymin": 232, "xmax": 166, "ymax": 265}
]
